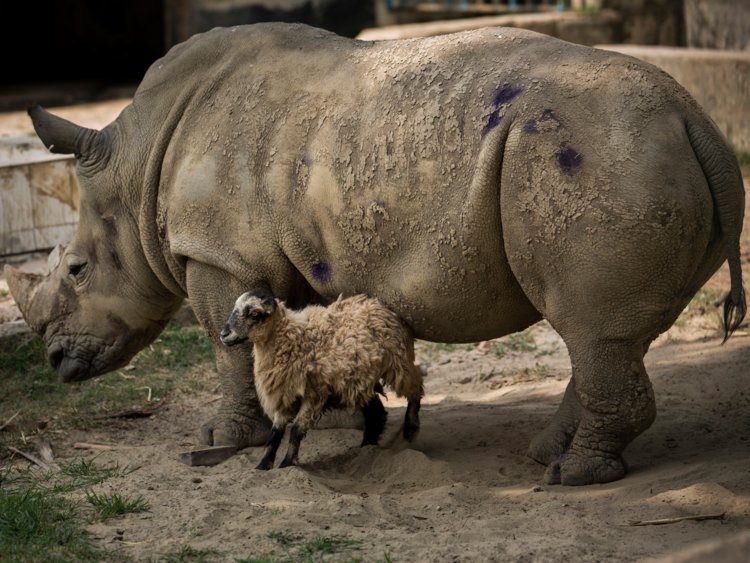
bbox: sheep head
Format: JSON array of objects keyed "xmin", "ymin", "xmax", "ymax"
[{"xmin": 220, "ymin": 289, "xmax": 277, "ymax": 346}]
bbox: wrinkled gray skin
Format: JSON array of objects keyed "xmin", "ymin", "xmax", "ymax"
[{"xmin": 6, "ymin": 24, "xmax": 746, "ymax": 485}]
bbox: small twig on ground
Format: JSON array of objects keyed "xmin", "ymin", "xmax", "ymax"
[
  {"xmin": 37, "ymin": 440, "xmax": 55, "ymax": 465},
  {"xmin": 628, "ymin": 513, "xmax": 725, "ymax": 527},
  {"xmin": 7, "ymin": 446, "xmax": 51, "ymax": 471},
  {"xmin": 72, "ymin": 442, "xmax": 134, "ymax": 451},
  {"xmin": 137, "ymin": 386, "xmax": 153, "ymax": 402},
  {"xmin": 0, "ymin": 411, "xmax": 20, "ymax": 431},
  {"xmin": 93, "ymin": 399, "xmax": 166, "ymax": 419}
]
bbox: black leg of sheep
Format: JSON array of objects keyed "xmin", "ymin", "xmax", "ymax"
[
  {"xmin": 279, "ymin": 425, "xmax": 304, "ymax": 468},
  {"xmin": 361, "ymin": 394, "xmax": 388, "ymax": 446},
  {"xmin": 403, "ymin": 399, "xmax": 421, "ymax": 442},
  {"xmin": 256, "ymin": 426, "xmax": 285, "ymax": 470}
]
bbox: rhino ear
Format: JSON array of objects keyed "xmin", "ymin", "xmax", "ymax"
[{"xmin": 27, "ymin": 105, "xmax": 110, "ymax": 165}]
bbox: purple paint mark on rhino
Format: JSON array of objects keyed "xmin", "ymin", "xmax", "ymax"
[
  {"xmin": 493, "ymin": 85, "xmax": 524, "ymax": 108},
  {"xmin": 483, "ymin": 85, "xmax": 524, "ymax": 136},
  {"xmin": 523, "ymin": 119, "xmax": 539, "ymax": 134},
  {"xmin": 312, "ymin": 261, "xmax": 331, "ymax": 283},
  {"xmin": 557, "ymin": 144, "xmax": 583, "ymax": 176},
  {"xmin": 483, "ymin": 110, "xmax": 503, "ymax": 136}
]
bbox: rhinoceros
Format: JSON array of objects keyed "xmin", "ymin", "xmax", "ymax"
[{"xmin": 5, "ymin": 23, "xmax": 745, "ymax": 485}]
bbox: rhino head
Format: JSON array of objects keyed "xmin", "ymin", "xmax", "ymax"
[{"xmin": 4, "ymin": 106, "xmax": 182, "ymax": 382}]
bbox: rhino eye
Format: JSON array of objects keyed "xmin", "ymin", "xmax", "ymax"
[{"xmin": 68, "ymin": 262, "xmax": 87, "ymax": 278}]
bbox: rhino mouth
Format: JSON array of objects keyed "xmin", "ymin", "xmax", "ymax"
[
  {"xmin": 44, "ymin": 326, "xmax": 115, "ymax": 383},
  {"xmin": 43, "ymin": 318, "xmax": 165, "ymax": 383},
  {"xmin": 46, "ymin": 340, "xmax": 105, "ymax": 383},
  {"xmin": 47, "ymin": 343, "xmax": 95, "ymax": 382}
]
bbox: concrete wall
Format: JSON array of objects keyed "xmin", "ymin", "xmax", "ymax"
[
  {"xmin": 0, "ymin": 138, "xmax": 79, "ymax": 257},
  {"xmin": 600, "ymin": 45, "xmax": 750, "ymax": 153},
  {"xmin": 602, "ymin": 0, "xmax": 684, "ymax": 46},
  {"xmin": 359, "ymin": 10, "xmax": 622, "ymax": 45},
  {"xmin": 685, "ymin": 0, "xmax": 750, "ymax": 50}
]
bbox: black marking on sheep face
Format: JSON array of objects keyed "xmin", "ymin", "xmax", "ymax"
[{"xmin": 220, "ymin": 289, "xmax": 278, "ymax": 346}]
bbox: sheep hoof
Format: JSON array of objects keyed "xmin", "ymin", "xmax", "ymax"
[
  {"xmin": 279, "ymin": 457, "xmax": 296, "ymax": 468},
  {"xmin": 255, "ymin": 459, "xmax": 274, "ymax": 471},
  {"xmin": 403, "ymin": 424, "xmax": 420, "ymax": 442}
]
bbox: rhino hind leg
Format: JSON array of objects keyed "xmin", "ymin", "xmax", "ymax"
[
  {"xmin": 527, "ymin": 378, "xmax": 581, "ymax": 466},
  {"xmin": 540, "ymin": 340, "xmax": 655, "ymax": 486}
]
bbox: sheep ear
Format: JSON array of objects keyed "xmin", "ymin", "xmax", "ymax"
[{"xmin": 261, "ymin": 296, "xmax": 276, "ymax": 312}]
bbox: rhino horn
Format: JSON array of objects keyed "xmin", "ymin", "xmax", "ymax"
[
  {"xmin": 27, "ymin": 105, "xmax": 110, "ymax": 165},
  {"xmin": 4, "ymin": 265, "xmax": 44, "ymax": 332}
]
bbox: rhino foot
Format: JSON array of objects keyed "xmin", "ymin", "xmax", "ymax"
[
  {"xmin": 527, "ymin": 429, "xmax": 573, "ymax": 466},
  {"xmin": 543, "ymin": 450, "xmax": 627, "ymax": 486},
  {"xmin": 200, "ymin": 411, "xmax": 273, "ymax": 449},
  {"xmin": 527, "ymin": 378, "xmax": 580, "ymax": 465}
]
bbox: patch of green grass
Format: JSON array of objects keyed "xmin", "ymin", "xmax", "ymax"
[
  {"xmin": 0, "ymin": 487, "xmax": 101, "ymax": 561},
  {"xmin": 239, "ymin": 533, "xmax": 365, "ymax": 563},
  {"xmin": 4, "ymin": 459, "xmax": 138, "ymax": 495},
  {"xmin": 158, "ymin": 544, "xmax": 223, "ymax": 562},
  {"xmin": 0, "ymin": 320, "xmax": 215, "ymax": 449},
  {"xmin": 297, "ymin": 536, "xmax": 362, "ymax": 559},
  {"xmin": 690, "ymin": 287, "xmax": 724, "ymax": 309},
  {"xmin": 135, "ymin": 322, "xmax": 215, "ymax": 372},
  {"xmin": 528, "ymin": 363, "xmax": 551, "ymax": 378},
  {"xmin": 489, "ymin": 331, "xmax": 537, "ymax": 358},
  {"xmin": 478, "ymin": 368, "xmax": 499, "ymax": 382},
  {"xmin": 416, "ymin": 341, "xmax": 474, "ymax": 362},
  {"xmin": 85, "ymin": 490, "xmax": 150, "ymax": 521},
  {"xmin": 0, "ymin": 457, "xmax": 145, "ymax": 560},
  {"xmin": 267, "ymin": 530, "xmax": 300, "ymax": 547},
  {"xmin": 673, "ymin": 287, "xmax": 725, "ymax": 331},
  {"xmin": 0, "ymin": 288, "xmax": 9, "ymax": 298},
  {"xmin": 0, "ymin": 458, "xmax": 138, "ymax": 560}
]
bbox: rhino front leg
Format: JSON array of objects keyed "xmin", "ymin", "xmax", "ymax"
[
  {"xmin": 543, "ymin": 339, "xmax": 655, "ymax": 486},
  {"xmin": 186, "ymin": 261, "xmax": 273, "ymax": 449},
  {"xmin": 201, "ymin": 344, "xmax": 272, "ymax": 448}
]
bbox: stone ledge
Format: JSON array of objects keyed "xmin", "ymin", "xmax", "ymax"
[
  {"xmin": 0, "ymin": 320, "xmax": 32, "ymax": 342},
  {"xmin": 357, "ymin": 9, "xmax": 621, "ymax": 46},
  {"xmin": 598, "ymin": 45, "xmax": 750, "ymax": 153}
]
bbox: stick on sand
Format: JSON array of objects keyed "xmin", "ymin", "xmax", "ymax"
[{"xmin": 628, "ymin": 513, "xmax": 725, "ymax": 527}]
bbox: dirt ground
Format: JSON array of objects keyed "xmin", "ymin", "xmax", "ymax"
[{"xmin": 1, "ymin": 104, "xmax": 749, "ymax": 561}]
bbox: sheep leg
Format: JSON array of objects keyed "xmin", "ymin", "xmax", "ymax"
[
  {"xmin": 361, "ymin": 394, "xmax": 388, "ymax": 446},
  {"xmin": 279, "ymin": 424, "xmax": 305, "ymax": 468},
  {"xmin": 403, "ymin": 399, "xmax": 421, "ymax": 442},
  {"xmin": 256, "ymin": 424, "xmax": 286, "ymax": 470},
  {"xmin": 279, "ymin": 394, "xmax": 326, "ymax": 468}
]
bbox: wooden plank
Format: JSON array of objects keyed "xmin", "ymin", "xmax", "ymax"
[{"xmin": 178, "ymin": 445, "xmax": 237, "ymax": 467}]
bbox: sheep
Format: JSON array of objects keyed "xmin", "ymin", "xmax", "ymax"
[{"xmin": 220, "ymin": 289, "xmax": 424, "ymax": 470}]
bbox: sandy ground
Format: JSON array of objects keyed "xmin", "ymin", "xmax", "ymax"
[{"xmin": 1, "ymin": 103, "xmax": 749, "ymax": 560}]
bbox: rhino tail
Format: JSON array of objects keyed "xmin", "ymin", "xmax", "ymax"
[{"xmin": 686, "ymin": 115, "xmax": 747, "ymax": 341}]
